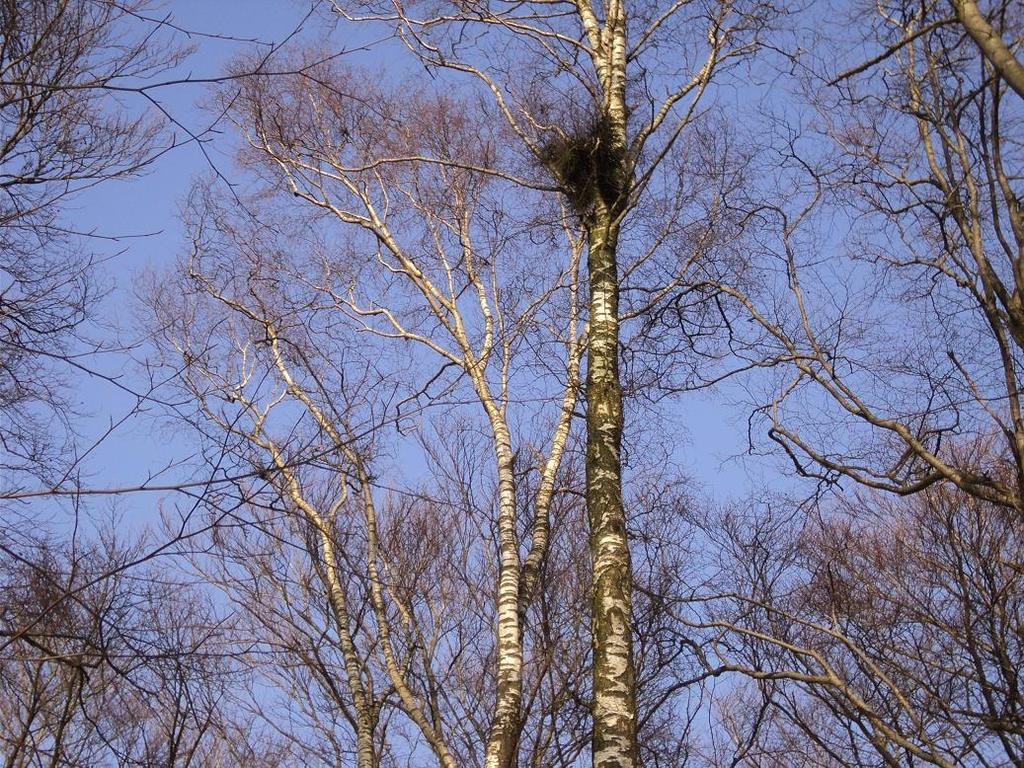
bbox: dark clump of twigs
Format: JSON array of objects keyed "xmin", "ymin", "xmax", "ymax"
[{"xmin": 539, "ymin": 112, "xmax": 626, "ymax": 219}]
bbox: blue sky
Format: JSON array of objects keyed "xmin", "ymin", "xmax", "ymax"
[{"xmin": 67, "ymin": 1, "xmax": 321, "ymax": 492}]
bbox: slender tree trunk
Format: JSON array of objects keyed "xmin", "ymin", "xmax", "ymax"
[
  {"xmin": 260, "ymin": 334, "xmax": 399, "ymax": 768},
  {"xmin": 483, "ymin": 411, "xmax": 523, "ymax": 768},
  {"xmin": 318, "ymin": 530, "xmax": 378, "ymax": 768},
  {"xmin": 586, "ymin": 206, "xmax": 636, "ymax": 768},
  {"xmin": 279, "ymin": 467, "xmax": 379, "ymax": 768}
]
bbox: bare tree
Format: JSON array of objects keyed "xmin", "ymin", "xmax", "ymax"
[
  {"xmin": 151, "ymin": 68, "xmax": 744, "ymax": 759},
  {"xmin": 26, "ymin": 2, "xmax": 1024, "ymax": 766},
  {"xmin": 0, "ymin": 8, "xmax": 342, "ymax": 765},
  {"xmin": 147, "ymin": 95, "xmax": 584, "ymax": 761},
  {"xmin": 0, "ymin": 524, "xmax": 251, "ymax": 767},
  {"xmin": 0, "ymin": 0, "xmax": 188, "ymax": 484},
  {"xmin": 217, "ymin": 4, "xmax": 779, "ymax": 764},
  {"xmin": 686, "ymin": 0, "xmax": 1024, "ymax": 520},
  {"xmin": 683, "ymin": 470, "xmax": 1024, "ymax": 767}
]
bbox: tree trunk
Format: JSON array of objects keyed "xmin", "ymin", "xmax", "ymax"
[
  {"xmin": 586, "ymin": 207, "xmax": 637, "ymax": 768},
  {"xmin": 484, "ymin": 413, "xmax": 523, "ymax": 768}
]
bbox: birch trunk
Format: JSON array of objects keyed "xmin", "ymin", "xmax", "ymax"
[
  {"xmin": 585, "ymin": 4, "xmax": 637, "ymax": 763},
  {"xmin": 477, "ymin": 391, "xmax": 522, "ymax": 768},
  {"xmin": 586, "ymin": 206, "xmax": 636, "ymax": 768},
  {"xmin": 266, "ymin": 448, "xmax": 379, "ymax": 768}
]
